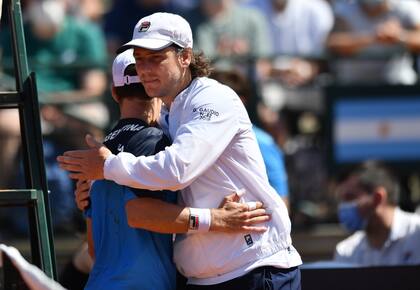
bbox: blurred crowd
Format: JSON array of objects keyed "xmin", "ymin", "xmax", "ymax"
[{"xmin": 1, "ymin": 0, "xmax": 420, "ymax": 249}]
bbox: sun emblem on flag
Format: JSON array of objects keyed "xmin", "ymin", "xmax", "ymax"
[{"xmin": 378, "ymin": 121, "xmax": 391, "ymax": 139}]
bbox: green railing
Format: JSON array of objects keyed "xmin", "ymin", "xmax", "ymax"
[{"xmin": 0, "ymin": 0, "xmax": 56, "ymax": 279}]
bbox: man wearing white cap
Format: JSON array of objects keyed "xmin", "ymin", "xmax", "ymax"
[{"xmin": 58, "ymin": 12, "xmax": 302, "ymax": 289}]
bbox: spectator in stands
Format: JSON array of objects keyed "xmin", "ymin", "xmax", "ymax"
[
  {"xmin": 0, "ymin": 0, "xmax": 107, "ymax": 184},
  {"xmin": 0, "ymin": 105, "xmax": 105, "ymax": 237},
  {"xmin": 242, "ymin": 0, "xmax": 334, "ymax": 87},
  {"xmin": 327, "ymin": 0, "xmax": 420, "ymax": 85},
  {"xmin": 0, "ymin": 0, "xmax": 108, "ymax": 172},
  {"xmin": 195, "ymin": 0, "xmax": 272, "ymax": 78},
  {"xmin": 0, "ymin": 0, "xmax": 108, "ymax": 235},
  {"xmin": 239, "ymin": 0, "xmax": 332, "ymax": 224},
  {"xmin": 1, "ymin": 0, "xmax": 108, "ymax": 104},
  {"xmin": 239, "ymin": 0, "xmax": 333, "ymax": 149},
  {"xmin": 64, "ymin": 0, "xmax": 106, "ymax": 23},
  {"xmin": 334, "ymin": 161, "xmax": 420, "ymax": 266},
  {"xmin": 211, "ymin": 69, "xmax": 290, "ymax": 209}
]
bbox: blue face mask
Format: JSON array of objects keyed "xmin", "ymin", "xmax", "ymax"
[{"xmin": 338, "ymin": 201, "xmax": 367, "ymax": 232}]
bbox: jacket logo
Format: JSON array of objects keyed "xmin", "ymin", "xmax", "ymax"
[
  {"xmin": 104, "ymin": 124, "xmax": 142, "ymax": 142},
  {"xmin": 139, "ymin": 21, "xmax": 151, "ymax": 32},
  {"xmin": 192, "ymin": 106, "xmax": 219, "ymax": 121}
]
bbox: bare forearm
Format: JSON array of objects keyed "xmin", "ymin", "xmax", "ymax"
[
  {"xmin": 125, "ymin": 198, "xmax": 190, "ymax": 233},
  {"xmin": 327, "ymin": 33, "xmax": 375, "ymax": 56},
  {"xmin": 125, "ymin": 197, "xmax": 270, "ymax": 234},
  {"xmin": 402, "ymin": 30, "xmax": 420, "ymax": 52},
  {"xmin": 43, "ymin": 90, "xmax": 100, "ymax": 103},
  {"xmin": 43, "ymin": 70, "xmax": 106, "ymax": 103}
]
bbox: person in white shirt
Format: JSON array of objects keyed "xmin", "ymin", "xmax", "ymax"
[
  {"xmin": 327, "ymin": 0, "xmax": 420, "ymax": 85},
  {"xmin": 243, "ymin": 0, "xmax": 334, "ymax": 86},
  {"xmin": 334, "ymin": 161, "xmax": 420, "ymax": 266},
  {"xmin": 58, "ymin": 12, "xmax": 302, "ymax": 289}
]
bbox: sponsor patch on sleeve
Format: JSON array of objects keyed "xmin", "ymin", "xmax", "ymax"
[{"xmin": 192, "ymin": 104, "xmax": 220, "ymax": 121}]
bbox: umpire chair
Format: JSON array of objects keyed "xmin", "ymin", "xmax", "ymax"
[{"xmin": 0, "ymin": 0, "xmax": 56, "ymax": 280}]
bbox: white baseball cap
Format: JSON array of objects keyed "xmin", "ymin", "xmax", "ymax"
[
  {"xmin": 117, "ymin": 12, "xmax": 193, "ymax": 53},
  {"xmin": 112, "ymin": 49, "xmax": 140, "ymax": 87}
]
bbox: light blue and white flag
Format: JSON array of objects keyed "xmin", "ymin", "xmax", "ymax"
[{"xmin": 334, "ymin": 98, "xmax": 420, "ymax": 162}]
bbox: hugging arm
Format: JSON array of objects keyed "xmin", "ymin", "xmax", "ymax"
[
  {"xmin": 125, "ymin": 194, "xmax": 270, "ymax": 234},
  {"xmin": 74, "ymin": 181, "xmax": 270, "ymax": 234}
]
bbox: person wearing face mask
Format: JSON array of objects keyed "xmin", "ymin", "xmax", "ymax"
[{"xmin": 334, "ymin": 161, "xmax": 420, "ymax": 266}]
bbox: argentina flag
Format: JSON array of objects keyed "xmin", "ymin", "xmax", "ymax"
[{"xmin": 333, "ymin": 98, "xmax": 420, "ymax": 162}]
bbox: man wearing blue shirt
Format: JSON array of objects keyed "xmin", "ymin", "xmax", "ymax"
[{"xmin": 83, "ymin": 49, "xmax": 176, "ymax": 290}]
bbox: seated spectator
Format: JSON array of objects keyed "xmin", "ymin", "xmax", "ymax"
[
  {"xmin": 0, "ymin": 0, "xmax": 109, "ymax": 187},
  {"xmin": 238, "ymin": 1, "xmax": 332, "ymax": 223},
  {"xmin": 195, "ymin": 0, "xmax": 272, "ymax": 78},
  {"xmin": 0, "ymin": 105, "xmax": 105, "ymax": 237},
  {"xmin": 242, "ymin": 0, "xmax": 334, "ymax": 87},
  {"xmin": 65, "ymin": 0, "xmax": 106, "ymax": 23},
  {"xmin": 327, "ymin": 0, "xmax": 420, "ymax": 85},
  {"xmin": 240, "ymin": 0, "xmax": 332, "ymax": 151},
  {"xmin": 334, "ymin": 161, "xmax": 420, "ymax": 266},
  {"xmin": 1, "ymin": 0, "xmax": 108, "ymax": 104}
]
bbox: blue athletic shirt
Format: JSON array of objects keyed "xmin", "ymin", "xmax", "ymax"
[
  {"xmin": 253, "ymin": 126, "xmax": 289, "ymax": 198},
  {"xmin": 84, "ymin": 118, "xmax": 176, "ymax": 290}
]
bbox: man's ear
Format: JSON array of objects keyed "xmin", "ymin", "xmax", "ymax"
[
  {"xmin": 372, "ymin": 186, "xmax": 387, "ymax": 207},
  {"xmin": 111, "ymin": 85, "xmax": 120, "ymax": 103},
  {"xmin": 179, "ymin": 48, "xmax": 192, "ymax": 68}
]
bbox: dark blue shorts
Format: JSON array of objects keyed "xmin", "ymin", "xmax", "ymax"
[{"xmin": 185, "ymin": 266, "xmax": 301, "ymax": 290}]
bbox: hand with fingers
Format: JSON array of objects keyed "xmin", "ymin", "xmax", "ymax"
[
  {"xmin": 210, "ymin": 190, "xmax": 270, "ymax": 233},
  {"xmin": 57, "ymin": 134, "xmax": 111, "ymax": 180},
  {"xmin": 75, "ymin": 180, "xmax": 92, "ymax": 211},
  {"xmin": 375, "ymin": 18, "xmax": 404, "ymax": 44}
]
